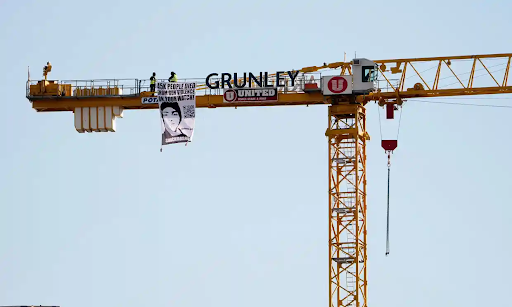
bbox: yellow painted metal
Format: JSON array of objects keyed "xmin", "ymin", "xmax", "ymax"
[
  {"xmin": 503, "ymin": 57, "xmax": 511, "ymax": 86},
  {"xmin": 468, "ymin": 58, "xmax": 477, "ymax": 88},
  {"xmin": 300, "ymin": 52, "xmax": 512, "ymax": 97},
  {"xmin": 27, "ymin": 85, "xmax": 512, "ymax": 112},
  {"xmin": 293, "ymin": 53, "xmax": 512, "ymax": 73},
  {"xmin": 23, "ymin": 52, "xmax": 512, "ymax": 307},
  {"xmin": 375, "ymin": 53, "xmax": 512, "ymax": 64},
  {"xmin": 327, "ymin": 104, "xmax": 368, "ymax": 307},
  {"xmin": 433, "ymin": 60, "xmax": 442, "ymax": 90},
  {"xmin": 26, "ymin": 52, "xmax": 512, "ymax": 113},
  {"xmin": 29, "ymin": 91, "xmax": 328, "ymax": 112},
  {"xmin": 371, "ymin": 86, "xmax": 512, "ymax": 100},
  {"xmin": 29, "ymin": 80, "xmax": 71, "ymax": 97},
  {"xmin": 399, "ymin": 62, "xmax": 407, "ymax": 92},
  {"xmin": 168, "ymin": 53, "xmax": 512, "ymax": 91}
]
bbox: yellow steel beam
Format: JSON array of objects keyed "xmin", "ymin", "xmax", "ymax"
[
  {"xmin": 299, "ymin": 53, "xmax": 512, "ymax": 73},
  {"xmin": 27, "ymin": 52, "xmax": 512, "ymax": 114},
  {"xmin": 28, "ymin": 92, "xmax": 327, "ymax": 112},
  {"xmin": 190, "ymin": 53, "xmax": 512, "ymax": 91},
  {"xmin": 328, "ymin": 104, "xmax": 367, "ymax": 307},
  {"xmin": 300, "ymin": 53, "xmax": 512, "ymax": 99},
  {"xmin": 373, "ymin": 53, "xmax": 512, "ymax": 64},
  {"xmin": 503, "ymin": 57, "xmax": 511, "ymax": 86},
  {"xmin": 28, "ymin": 84, "xmax": 512, "ymax": 113},
  {"xmin": 373, "ymin": 86, "xmax": 512, "ymax": 100}
]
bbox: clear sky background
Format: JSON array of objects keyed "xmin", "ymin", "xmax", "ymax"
[{"xmin": 1, "ymin": 1, "xmax": 511, "ymax": 307}]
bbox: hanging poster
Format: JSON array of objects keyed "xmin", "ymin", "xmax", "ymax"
[{"xmin": 157, "ymin": 81, "xmax": 196, "ymax": 145}]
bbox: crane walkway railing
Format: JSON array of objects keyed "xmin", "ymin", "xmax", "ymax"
[{"xmin": 26, "ymin": 74, "xmax": 398, "ymax": 99}]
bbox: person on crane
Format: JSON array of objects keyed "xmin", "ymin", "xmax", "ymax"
[
  {"xmin": 150, "ymin": 72, "xmax": 156, "ymax": 92},
  {"xmin": 43, "ymin": 61, "xmax": 52, "ymax": 81},
  {"xmin": 168, "ymin": 71, "xmax": 177, "ymax": 82}
]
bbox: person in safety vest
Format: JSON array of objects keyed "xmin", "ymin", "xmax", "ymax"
[
  {"xmin": 43, "ymin": 61, "xmax": 52, "ymax": 81},
  {"xmin": 168, "ymin": 72, "xmax": 177, "ymax": 82},
  {"xmin": 150, "ymin": 72, "xmax": 156, "ymax": 92}
]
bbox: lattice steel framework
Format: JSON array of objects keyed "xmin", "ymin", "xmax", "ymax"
[
  {"xmin": 24, "ymin": 52, "xmax": 512, "ymax": 307},
  {"xmin": 327, "ymin": 104, "xmax": 368, "ymax": 307}
]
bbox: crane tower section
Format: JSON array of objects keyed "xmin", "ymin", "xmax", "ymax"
[{"xmin": 327, "ymin": 104, "xmax": 368, "ymax": 307}]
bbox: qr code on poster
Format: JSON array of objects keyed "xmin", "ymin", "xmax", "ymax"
[{"xmin": 182, "ymin": 105, "xmax": 195, "ymax": 118}]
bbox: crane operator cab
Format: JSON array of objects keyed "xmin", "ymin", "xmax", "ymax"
[
  {"xmin": 352, "ymin": 58, "xmax": 378, "ymax": 95},
  {"xmin": 320, "ymin": 58, "xmax": 378, "ymax": 97}
]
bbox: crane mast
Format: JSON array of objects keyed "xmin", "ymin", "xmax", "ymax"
[
  {"xmin": 25, "ymin": 52, "xmax": 512, "ymax": 307},
  {"xmin": 328, "ymin": 104, "xmax": 368, "ymax": 307}
]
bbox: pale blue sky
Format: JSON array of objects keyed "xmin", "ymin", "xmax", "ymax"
[{"xmin": 1, "ymin": 1, "xmax": 511, "ymax": 307}]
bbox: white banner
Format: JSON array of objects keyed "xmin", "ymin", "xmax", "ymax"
[{"xmin": 157, "ymin": 81, "xmax": 196, "ymax": 145}]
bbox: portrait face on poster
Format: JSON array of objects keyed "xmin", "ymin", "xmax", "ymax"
[
  {"xmin": 162, "ymin": 104, "xmax": 180, "ymax": 132},
  {"xmin": 157, "ymin": 82, "xmax": 196, "ymax": 146},
  {"xmin": 160, "ymin": 101, "xmax": 190, "ymax": 143}
]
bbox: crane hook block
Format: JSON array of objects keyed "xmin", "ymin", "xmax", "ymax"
[{"xmin": 382, "ymin": 140, "xmax": 398, "ymax": 152}]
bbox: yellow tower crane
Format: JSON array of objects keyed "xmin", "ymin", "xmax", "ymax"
[{"xmin": 26, "ymin": 52, "xmax": 512, "ymax": 307}]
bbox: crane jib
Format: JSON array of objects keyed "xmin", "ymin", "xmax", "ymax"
[{"xmin": 205, "ymin": 71, "xmax": 300, "ymax": 89}]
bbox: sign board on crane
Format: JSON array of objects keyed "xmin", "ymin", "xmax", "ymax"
[
  {"xmin": 141, "ymin": 96, "xmax": 159, "ymax": 104},
  {"xmin": 205, "ymin": 71, "xmax": 300, "ymax": 89},
  {"xmin": 223, "ymin": 88, "xmax": 278, "ymax": 103},
  {"xmin": 321, "ymin": 75, "xmax": 353, "ymax": 95}
]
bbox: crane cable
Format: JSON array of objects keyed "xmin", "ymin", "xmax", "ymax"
[
  {"xmin": 379, "ymin": 106, "xmax": 402, "ymax": 257},
  {"xmin": 381, "ymin": 95, "xmax": 511, "ymax": 256},
  {"xmin": 386, "ymin": 151, "xmax": 391, "ymax": 256}
]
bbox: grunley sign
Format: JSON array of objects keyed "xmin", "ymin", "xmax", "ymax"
[{"xmin": 205, "ymin": 71, "xmax": 300, "ymax": 89}]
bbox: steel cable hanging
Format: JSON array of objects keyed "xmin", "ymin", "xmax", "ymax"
[{"xmin": 386, "ymin": 154, "xmax": 391, "ymax": 256}]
